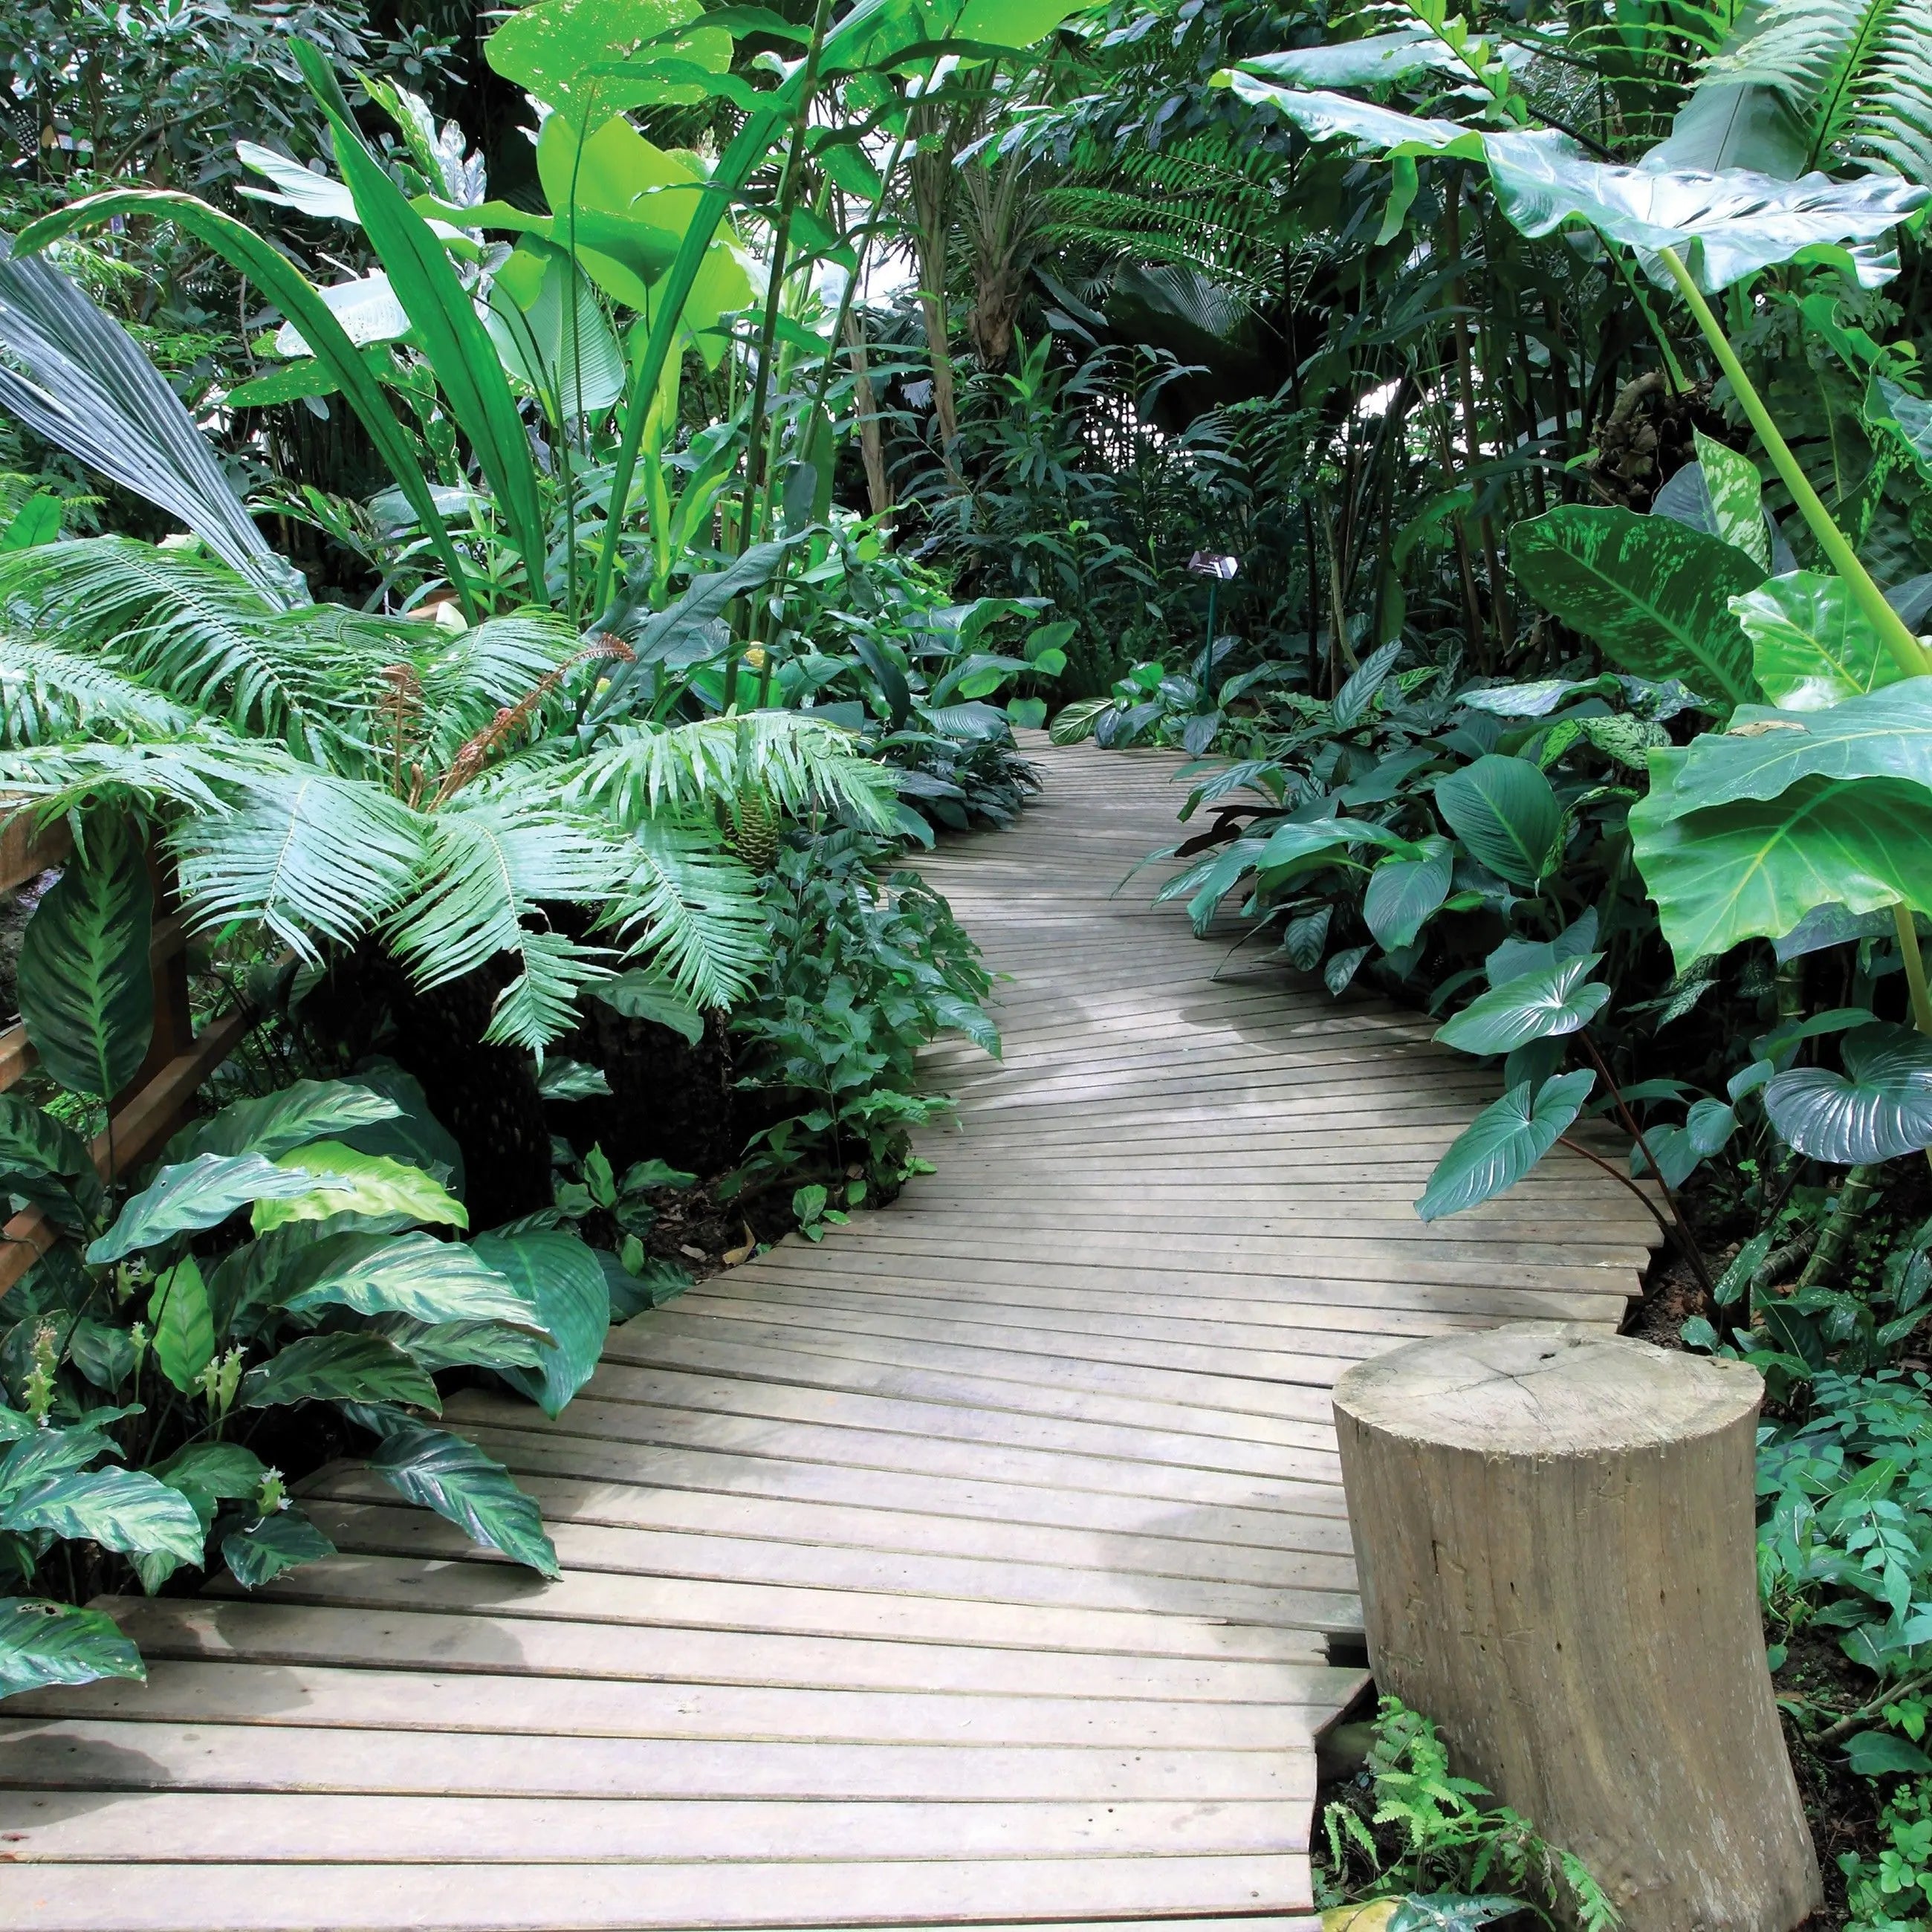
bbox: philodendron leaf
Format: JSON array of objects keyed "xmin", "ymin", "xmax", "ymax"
[
  {"xmin": 1436, "ymin": 956, "xmax": 1610, "ymax": 1055},
  {"xmin": 16, "ymin": 812, "xmax": 154, "ymax": 1100},
  {"xmin": 473, "ymin": 1229, "xmax": 610, "ymax": 1419},
  {"xmin": 1734, "ymin": 572, "xmax": 1906, "ymax": 710},
  {"xmin": 273, "ymin": 1231, "xmax": 542, "ymax": 1332},
  {"xmin": 0, "ymin": 1466, "xmax": 206, "ymax": 1563},
  {"xmin": 253, "ymin": 1144, "xmax": 467, "ymax": 1234},
  {"xmin": 163, "ymin": 1078, "xmax": 402, "ymax": 1165},
  {"xmin": 88, "ymin": 1154, "xmax": 331, "ymax": 1264},
  {"xmin": 239, "ymin": 1332, "xmax": 441, "ymax": 1413},
  {"xmin": 1416, "ymin": 1070, "xmax": 1596, "ymax": 1221},
  {"xmin": 1764, "ymin": 1023, "xmax": 1932, "ymax": 1163},
  {"xmin": 361, "ymin": 1421, "xmax": 560, "ymax": 1577},
  {"xmin": 1433, "ymin": 756, "xmax": 1563, "ymax": 886},
  {"xmin": 221, "ymin": 1505, "xmax": 337, "ymax": 1589},
  {"xmin": 1510, "ymin": 507, "xmax": 1764, "ymax": 709},
  {"xmin": 0, "ymin": 1598, "xmax": 144, "ymax": 1699}
]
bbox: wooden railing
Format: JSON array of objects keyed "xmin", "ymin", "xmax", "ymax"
[{"xmin": 0, "ymin": 820, "xmax": 255, "ymax": 1298}]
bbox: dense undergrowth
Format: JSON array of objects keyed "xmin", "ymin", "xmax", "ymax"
[{"xmin": 5, "ymin": 0, "xmax": 1932, "ymax": 1919}]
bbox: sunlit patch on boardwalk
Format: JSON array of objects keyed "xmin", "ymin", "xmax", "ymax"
[{"xmin": 0, "ymin": 740, "xmax": 1654, "ymax": 1931}]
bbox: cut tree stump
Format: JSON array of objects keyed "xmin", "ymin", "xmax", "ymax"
[{"xmin": 1333, "ymin": 1320, "xmax": 1821, "ymax": 1932}]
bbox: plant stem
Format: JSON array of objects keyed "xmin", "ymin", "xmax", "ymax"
[
  {"xmin": 1558, "ymin": 1132, "xmax": 1676, "ymax": 1241},
  {"xmin": 1657, "ymin": 245, "xmax": 1932, "ymax": 681},
  {"xmin": 1889, "ymin": 904, "xmax": 1932, "ymax": 1178},
  {"xmin": 1578, "ymin": 1030, "xmax": 1715, "ymax": 1293}
]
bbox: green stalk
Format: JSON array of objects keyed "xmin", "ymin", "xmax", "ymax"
[{"xmin": 1658, "ymin": 245, "xmax": 1932, "ymax": 681}]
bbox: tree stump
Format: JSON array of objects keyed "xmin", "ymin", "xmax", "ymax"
[{"xmin": 1332, "ymin": 1320, "xmax": 1821, "ymax": 1932}]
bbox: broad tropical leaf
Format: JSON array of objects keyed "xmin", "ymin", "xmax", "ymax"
[
  {"xmin": 473, "ymin": 1229, "xmax": 609, "ymax": 1418},
  {"xmin": 360, "ymin": 1420, "xmax": 560, "ymax": 1576},
  {"xmin": 88, "ymin": 1153, "xmax": 331, "ymax": 1263},
  {"xmin": 253, "ymin": 1144, "xmax": 468, "ymax": 1233},
  {"xmin": 1693, "ymin": 430, "xmax": 1771, "ymax": 568},
  {"xmin": 17, "ymin": 812, "xmax": 154, "ymax": 1100},
  {"xmin": 1436, "ymin": 956, "xmax": 1611, "ymax": 1054},
  {"xmin": 239, "ymin": 1332, "xmax": 441, "ymax": 1413},
  {"xmin": 1363, "ymin": 837, "xmax": 1454, "ymax": 950},
  {"xmin": 151, "ymin": 1443, "xmax": 270, "ymax": 1504},
  {"xmin": 1735, "ymin": 571, "xmax": 1907, "ymax": 709},
  {"xmin": 274, "ymin": 1230, "xmax": 541, "ymax": 1329},
  {"xmin": 222, "ymin": 1505, "xmax": 337, "ymax": 1589},
  {"xmin": 164, "ymin": 1079, "xmax": 402, "ymax": 1166},
  {"xmin": 1511, "ymin": 508, "xmax": 1764, "ymax": 707},
  {"xmin": 371, "ymin": 1317, "xmax": 549, "ymax": 1372},
  {"xmin": 0, "ymin": 1093, "xmax": 103, "ymax": 1228},
  {"xmin": 1433, "ymin": 756, "xmax": 1563, "ymax": 886},
  {"xmin": 147, "ymin": 1257, "xmax": 215, "ymax": 1394},
  {"xmin": 0, "ymin": 1598, "xmax": 145, "ymax": 1699},
  {"xmin": 1416, "ymin": 1071, "xmax": 1597, "ymax": 1220},
  {"xmin": 1765, "ymin": 1022, "xmax": 1932, "ymax": 1161},
  {"xmin": 0, "ymin": 1467, "xmax": 206, "ymax": 1563}
]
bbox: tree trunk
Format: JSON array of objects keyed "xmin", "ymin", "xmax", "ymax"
[
  {"xmin": 843, "ymin": 310, "xmax": 891, "ymax": 523},
  {"xmin": 1333, "ymin": 1320, "xmax": 1821, "ymax": 1932}
]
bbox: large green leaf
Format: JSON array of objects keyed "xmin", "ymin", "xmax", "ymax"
[
  {"xmin": 253, "ymin": 1144, "xmax": 468, "ymax": 1234},
  {"xmin": 0, "ymin": 1466, "xmax": 205, "ymax": 1563},
  {"xmin": 151, "ymin": 1442, "xmax": 270, "ymax": 1505},
  {"xmin": 1510, "ymin": 507, "xmax": 1764, "ymax": 707},
  {"xmin": 15, "ymin": 194, "xmax": 474, "ymax": 608},
  {"xmin": 291, "ymin": 42, "xmax": 549, "ymax": 603},
  {"xmin": 1737, "ymin": 572, "xmax": 1909, "ymax": 710},
  {"xmin": 17, "ymin": 814, "xmax": 153, "ymax": 1101},
  {"xmin": 1433, "ymin": 756, "xmax": 1563, "ymax": 886},
  {"xmin": 0, "ymin": 1598, "xmax": 144, "ymax": 1699},
  {"xmin": 275, "ymin": 1230, "xmax": 542, "ymax": 1331},
  {"xmin": 484, "ymin": 0, "xmax": 729, "ymax": 111},
  {"xmin": 371, "ymin": 1317, "xmax": 549, "ymax": 1372},
  {"xmin": 335, "ymin": 1059, "xmax": 466, "ymax": 1199},
  {"xmin": 1693, "ymin": 430, "xmax": 1771, "ymax": 570},
  {"xmin": 147, "ymin": 1256, "xmax": 215, "ymax": 1393},
  {"xmin": 483, "ymin": 240, "xmax": 625, "ymax": 424},
  {"xmin": 240, "ymin": 1331, "xmax": 441, "ymax": 1413},
  {"xmin": 0, "ymin": 1094, "xmax": 103, "ymax": 1229},
  {"xmin": 1416, "ymin": 1070, "xmax": 1597, "ymax": 1221},
  {"xmin": 1436, "ymin": 956, "xmax": 1611, "ymax": 1055},
  {"xmin": 88, "ymin": 1153, "xmax": 330, "ymax": 1264},
  {"xmin": 163, "ymin": 1079, "xmax": 401, "ymax": 1166},
  {"xmin": 1362, "ymin": 837, "xmax": 1454, "ymax": 951},
  {"xmin": 361, "ymin": 1421, "xmax": 560, "ymax": 1575},
  {"xmin": 473, "ymin": 1229, "xmax": 609, "ymax": 1418},
  {"xmin": 1764, "ymin": 1023, "xmax": 1932, "ymax": 1163},
  {"xmin": 221, "ymin": 1505, "xmax": 337, "ymax": 1589},
  {"xmin": 1630, "ymin": 768, "xmax": 1932, "ymax": 965}
]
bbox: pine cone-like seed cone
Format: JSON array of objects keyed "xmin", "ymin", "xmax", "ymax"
[{"xmin": 733, "ymin": 787, "xmax": 779, "ymax": 872}]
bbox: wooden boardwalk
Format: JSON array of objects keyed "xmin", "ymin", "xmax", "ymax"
[{"xmin": 0, "ymin": 741, "xmax": 1657, "ymax": 1930}]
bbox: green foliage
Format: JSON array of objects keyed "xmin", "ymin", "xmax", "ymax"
[{"xmin": 1317, "ymin": 1696, "xmax": 1618, "ymax": 1932}]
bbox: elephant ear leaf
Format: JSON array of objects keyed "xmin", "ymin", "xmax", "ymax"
[
  {"xmin": 0, "ymin": 1598, "xmax": 145, "ymax": 1697},
  {"xmin": 1509, "ymin": 506, "xmax": 1764, "ymax": 710},
  {"xmin": 1416, "ymin": 1069, "xmax": 1596, "ymax": 1220},
  {"xmin": 17, "ymin": 814, "xmax": 153, "ymax": 1100},
  {"xmin": 1764, "ymin": 1022, "xmax": 1932, "ymax": 1163},
  {"xmin": 1436, "ymin": 956, "xmax": 1610, "ymax": 1055},
  {"xmin": 1734, "ymin": 571, "xmax": 1904, "ymax": 711}
]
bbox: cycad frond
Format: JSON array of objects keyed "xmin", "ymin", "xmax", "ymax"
[
  {"xmin": 569, "ymin": 713, "xmax": 900, "ymax": 833},
  {"xmin": 386, "ymin": 793, "xmax": 631, "ymax": 1046},
  {"xmin": 408, "ymin": 613, "xmax": 582, "ymax": 770},
  {"xmin": 0, "ymin": 628, "xmax": 201, "ymax": 743},
  {"xmin": 0, "ymin": 730, "xmax": 291, "ymax": 817},
  {"xmin": 610, "ymin": 820, "xmax": 768, "ymax": 1011},
  {"xmin": 1700, "ymin": 0, "xmax": 1932, "ymax": 175},
  {"xmin": 170, "ymin": 771, "xmax": 424, "ymax": 956},
  {"xmin": 0, "ymin": 539, "xmax": 386, "ymax": 764}
]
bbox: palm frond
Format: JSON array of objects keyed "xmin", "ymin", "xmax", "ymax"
[
  {"xmin": 385, "ymin": 793, "xmax": 632, "ymax": 1047},
  {"xmin": 0, "ymin": 628, "xmax": 201, "ymax": 743},
  {"xmin": 0, "ymin": 730, "xmax": 291, "ymax": 818},
  {"xmin": 569, "ymin": 713, "xmax": 900, "ymax": 833},
  {"xmin": 0, "ymin": 539, "xmax": 388, "ymax": 765},
  {"xmin": 0, "ymin": 246, "xmax": 301, "ymax": 605},
  {"xmin": 609, "ymin": 820, "xmax": 769, "ymax": 1011},
  {"xmin": 170, "ymin": 771, "xmax": 424, "ymax": 956}
]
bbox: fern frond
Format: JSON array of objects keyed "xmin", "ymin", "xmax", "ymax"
[
  {"xmin": 0, "ymin": 628, "xmax": 201, "ymax": 743},
  {"xmin": 1850, "ymin": 1, "xmax": 1932, "ymax": 178},
  {"xmin": 0, "ymin": 538, "xmax": 386, "ymax": 764},
  {"xmin": 0, "ymin": 730, "xmax": 289, "ymax": 817},
  {"xmin": 569, "ymin": 713, "xmax": 900, "ymax": 834},
  {"xmin": 169, "ymin": 770, "xmax": 424, "ymax": 956},
  {"xmin": 609, "ymin": 820, "xmax": 769, "ymax": 1010}
]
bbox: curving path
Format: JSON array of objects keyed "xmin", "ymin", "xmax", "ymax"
[{"xmin": 0, "ymin": 740, "xmax": 1657, "ymax": 1930}]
